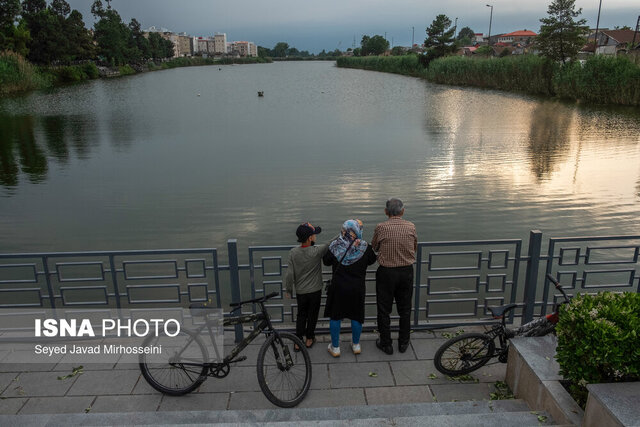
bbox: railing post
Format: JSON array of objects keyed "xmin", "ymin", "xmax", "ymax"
[
  {"xmin": 523, "ymin": 230, "xmax": 542, "ymax": 323},
  {"xmin": 227, "ymin": 239, "xmax": 244, "ymax": 344}
]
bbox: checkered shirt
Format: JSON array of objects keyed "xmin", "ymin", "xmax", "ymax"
[{"xmin": 371, "ymin": 217, "xmax": 417, "ymax": 268}]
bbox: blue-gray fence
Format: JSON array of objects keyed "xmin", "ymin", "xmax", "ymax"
[{"xmin": 1, "ymin": 231, "xmax": 638, "ymax": 342}]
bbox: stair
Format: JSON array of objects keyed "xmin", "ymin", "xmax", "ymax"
[{"xmin": 0, "ymin": 400, "xmax": 570, "ymax": 426}]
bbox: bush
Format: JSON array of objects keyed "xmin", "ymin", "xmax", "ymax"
[
  {"xmin": 0, "ymin": 50, "xmax": 47, "ymax": 95},
  {"xmin": 556, "ymin": 292, "xmax": 640, "ymax": 406},
  {"xmin": 118, "ymin": 64, "xmax": 136, "ymax": 76},
  {"xmin": 82, "ymin": 62, "xmax": 99, "ymax": 79}
]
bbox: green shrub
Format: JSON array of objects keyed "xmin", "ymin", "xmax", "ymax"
[
  {"xmin": 556, "ymin": 292, "xmax": 640, "ymax": 406},
  {"xmin": 82, "ymin": 62, "xmax": 99, "ymax": 79},
  {"xmin": 55, "ymin": 65, "xmax": 86, "ymax": 82},
  {"xmin": 118, "ymin": 64, "xmax": 136, "ymax": 75}
]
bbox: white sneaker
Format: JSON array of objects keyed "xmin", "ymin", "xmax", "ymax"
[
  {"xmin": 351, "ymin": 342, "xmax": 361, "ymax": 355},
  {"xmin": 328, "ymin": 343, "xmax": 341, "ymax": 357}
]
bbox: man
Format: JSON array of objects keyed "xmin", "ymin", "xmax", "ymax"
[
  {"xmin": 371, "ymin": 198, "xmax": 417, "ymax": 355},
  {"xmin": 284, "ymin": 222, "xmax": 329, "ymax": 349}
]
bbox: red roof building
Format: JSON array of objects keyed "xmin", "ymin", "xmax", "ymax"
[{"xmin": 498, "ymin": 30, "xmax": 537, "ymax": 45}]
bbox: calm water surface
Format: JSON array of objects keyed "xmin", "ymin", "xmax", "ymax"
[{"xmin": 1, "ymin": 61, "xmax": 640, "ymax": 254}]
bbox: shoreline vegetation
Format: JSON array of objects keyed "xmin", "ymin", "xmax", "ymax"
[
  {"xmin": 336, "ymin": 55, "xmax": 640, "ymax": 107},
  {"xmin": 0, "ymin": 52, "xmax": 275, "ymax": 97}
]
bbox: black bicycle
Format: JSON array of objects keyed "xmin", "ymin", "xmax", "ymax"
[
  {"xmin": 139, "ymin": 292, "xmax": 312, "ymax": 408},
  {"xmin": 434, "ymin": 274, "xmax": 571, "ymax": 376}
]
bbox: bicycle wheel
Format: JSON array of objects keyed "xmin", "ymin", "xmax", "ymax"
[
  {"xmin": 139, "ymin": 328, "xmax": 209, "ymax": 395},
  {"xmin": 434, "ymin": 333, "xmax": 496, "ymax": 376},
  {"xmin": 257, "ymin": 332, "xmax": 311, "ymax": 408}
]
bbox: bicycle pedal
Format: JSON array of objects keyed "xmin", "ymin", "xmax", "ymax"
[{"xmin": 229, "ymin": 356, "xmax": 247, "ymax": 364}]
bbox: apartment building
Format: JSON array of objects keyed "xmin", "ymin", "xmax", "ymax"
[{"xmin": 229, "ymin": 41, "xmax": 258, "ymax": 57}]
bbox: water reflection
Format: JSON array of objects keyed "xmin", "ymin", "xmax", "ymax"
[
  {"xmin": 527, "ymin": 102, "xmax": 573, "ymax": 180},
  {"xmin": 0, "ymin": 115, "xmax": 47, "ymax": 189},
  {"xmin": 0, "ymin": 114, "xmax": 95, "ymax": 192}
]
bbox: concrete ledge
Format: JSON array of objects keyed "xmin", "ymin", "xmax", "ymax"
[
  {"xmin": 585, "ymin": 382, "xmax": 640, "ymax": 427},
  {"xmin": 505, "ymin": 336, "xmax": 583, "ymax": 426}
]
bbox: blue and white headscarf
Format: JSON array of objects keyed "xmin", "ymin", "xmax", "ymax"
[{"xmin": 329, "ymin": 219, "xmax": 368, "ymax": 265}]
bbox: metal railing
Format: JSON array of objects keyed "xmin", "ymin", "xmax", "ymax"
[{"xmin": 1, "ymin": 231, "xmax": 639, "ymax": 342}]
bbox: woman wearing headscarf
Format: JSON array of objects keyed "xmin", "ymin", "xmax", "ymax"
[{"xmin": 323, "ymin": 219, "xmax": 377, "ymax": 357}]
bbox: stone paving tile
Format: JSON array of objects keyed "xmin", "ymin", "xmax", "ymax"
[
  {"xmin": 297, "ymin": 388, "xmax": 366, "ymax": 408},
  {"xmin": 198, "ymin": 366, "xmax": 261, "ymax": 393},
  {"xmin": 158, "ymin": 392, "xmax": 229, "ymax": 411},
  {"xmin": 470, "ymin": 363, "xmax": 506, "ymax": 382},
  {"xmin": 0, "ymin": 372, "xmax": 18, "ymax": 394},
  {"xmin": 1, "ymin": 371, "xmax": 78, "ymax": 397},
  {"xmin": 131, "ymin": 375, "xmax": 160, "ymax": 395},
  {"xmin": 0, "ymin": 397, "xmax": 27, "ymax": 415},
  {"xmin": 310, "ymin": 364, "xmax": 330, "ymax": 390},
  {"xmin": 329, "ymin": 362, "xmax": 394, "ymax": 389},
  {"xmin": 365, "ymin": 385, "xmax": 434, "ymax": 405},
  {"xmin": 390, "ymin": 360, "xmax": 455, "ymax": 386},
  {"xmin": 354, "ymin": 340, "xmax": 417, "ymax": 362},
  {"xmin": 227, "ymin": 391, "xmax": 276, "ymax": 410},
  {"xmin": 409, "ymin": 338, "xmax": 448, "ymax": 360},
  {"xmin": 67, "ymin": 369, "xmax": 140, "ymax": 396},
  {"xmin": 429, "ymin": 382, "xmax": 495, "ymax": 402},
  {"xmin": 0, "ymin": 349, "xmax": 62, "ymax": 372},
  {"xmin": 89, "ymin": 394, "xmax": 162, "ymax": 413},
  {"xmin": 19, "ymin": 396, "xmax": 95, "ymax": 414}
]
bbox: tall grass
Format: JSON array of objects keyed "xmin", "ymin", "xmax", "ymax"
[
  {"xmin": 338, "ymin": 54, "xmax": 640, "ymax": 106},
  {"xmin": 337, "ymin": 55, "xmax": 426, "ymax": 77},
  {"xmin": 554, "ymin": 55, "xmax": 640, "ymax": 106},
  {"xmin": 425, "ymin": 55, "xmax": 556, "ymax": 96},
  {"xmin": 0, "ymin": 51, "xmax": 47, "ymax": 96}
]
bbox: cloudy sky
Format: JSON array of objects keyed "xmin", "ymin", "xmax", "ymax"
[{"xmin": 66, "ymin": 0, "xmax": 638, "ymax": 53}]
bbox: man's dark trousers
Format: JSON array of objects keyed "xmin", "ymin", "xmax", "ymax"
[
  {"xmin": 295, "ymin": 290, "xmax": 322, "ymax": 340},
  {"xmin": 376, "ymin": 265, "xmax": 413, "ymax": 347}
]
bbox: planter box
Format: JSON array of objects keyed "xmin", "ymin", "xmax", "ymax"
[
  {"xmin": 506, "ymin": 335, "xmax": 583, "ymax": 426},
  {"xmin": 506, "ymin": 335, "xmax": 640, "ymax": 426}
]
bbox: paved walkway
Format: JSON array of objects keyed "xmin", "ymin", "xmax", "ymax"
[{"xmin": 0, "ymin": 328, "xmax": 506, "ymax": 416}]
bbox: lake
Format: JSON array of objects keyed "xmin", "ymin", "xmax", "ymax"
[{"xmin": 1, "ymin": 61, "xmax": 640, "ymax": 255}]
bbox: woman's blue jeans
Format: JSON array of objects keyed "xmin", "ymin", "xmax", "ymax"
[{"xmin": 329, "ymin": 319, "xmax": 362, "ymax": 347}]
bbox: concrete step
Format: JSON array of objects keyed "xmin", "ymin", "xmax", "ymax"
[{"xmin": 0, "ymin": 400, "xmax": 563, "ymax": 426}]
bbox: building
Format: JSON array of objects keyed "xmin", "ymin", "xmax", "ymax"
[
  {"xmin": 473, "ymin": 33, "xmax": 485, "ymax": 44},
  {"xmin": 588, "ymin": 29, "xmax": 639, "ymax": 55},
  {"xmin": 497, "ymin": 30, "xmax": 537, "ymax": 45},
  {"xmin": 213, "ymin": 33, "xmax": 227, "ymax": 55},
  {"xmin": 230, "ymin": 41, "xmax": 258, "ymax": 57}
]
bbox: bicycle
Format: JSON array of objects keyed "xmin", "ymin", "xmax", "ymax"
[
  {"xmin": 433, "ymin": 274, "xmax": 571, "ymax": 376},
  {"xmin": 139, "ymin": 292, "xmax": 312, "ymax": 408}
]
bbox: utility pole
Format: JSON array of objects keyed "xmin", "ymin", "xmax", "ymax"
[
  {"xmin": 632, "ymin": 15, "xmax": 640, "ymax": 48},
  {"xmin": 593, "ymin": 0, "xmax": 602, "ymax": 54},
  {"xmin": 486, "ymin": 4, "xmax": 493, "ymax": 45},
  {"xmin": 454, "ymin": 17, "xmax": 458, "ymax": 38},
  {"xmin": 412, "ymin": 26, "xmax": 415, "ymax": 48}
]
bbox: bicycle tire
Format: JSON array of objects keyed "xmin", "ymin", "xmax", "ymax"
[
  {"xmin": 434, "ymin": 333, "xmax": 496, "ymax": 376},
  {"xmin": 256, "ymin": 332, "xmax": 311, "ymax": 408},
  {"xmin": 139, "ymin": 328, "xmax": 209, "ymax": 396}
]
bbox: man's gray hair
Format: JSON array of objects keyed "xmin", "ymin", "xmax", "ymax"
[{"xmin": 386, "ymin": 198, "xmax": 404, "ymax": 216}]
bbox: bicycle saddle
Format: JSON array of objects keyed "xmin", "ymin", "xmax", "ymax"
[{"xmin": 488, "ymin": 303, "xmax": 517, "ymax": 318}]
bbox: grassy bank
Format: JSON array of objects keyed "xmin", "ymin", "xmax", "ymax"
[
  {"xmin": 0, "ymin": 51, "xmax": 48, "ymax": 96},
  {"xmin": 336, "ymin": 55, "xmax": 640, "ymax": 106},
  {"xmin": 1, "ymin": 54, "xmax": 271, "ymax": 97}
]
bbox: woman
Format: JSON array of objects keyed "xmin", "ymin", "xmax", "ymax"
[{"xmin": 323, "ymin": 219, "xmax": 377, "ymax": 357}]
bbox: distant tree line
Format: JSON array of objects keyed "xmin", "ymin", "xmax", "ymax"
[
  {"xmin": 0, "ymin": 0, "xmax": 175, "ymax": 66},
  {"xmin": 257, "ymin": 42, "xmax": 342, "ymax": 59}
]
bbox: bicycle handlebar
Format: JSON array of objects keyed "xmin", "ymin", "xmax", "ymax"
[
  {"xmin": 230, "ymin": 292, "xmax": 280, "ymax": 308},
  {"xmin": 546, "ymin": 274, "xmax": 571, "ymax": 303}
]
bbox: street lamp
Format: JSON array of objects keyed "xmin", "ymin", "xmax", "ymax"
[{"xmin": 486, "ymin": 4, "xmax": 493, "ymax": 45}]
